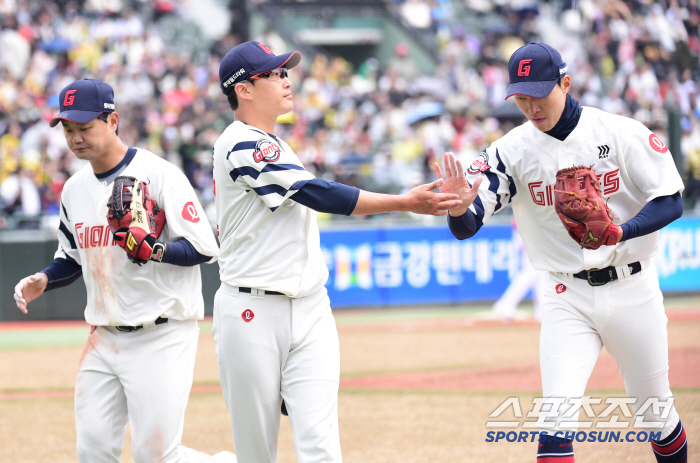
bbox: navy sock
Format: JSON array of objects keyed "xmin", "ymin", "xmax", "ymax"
[{"xmin": 652, "ymin": 421, "xmax": 687, "ymax": 463}]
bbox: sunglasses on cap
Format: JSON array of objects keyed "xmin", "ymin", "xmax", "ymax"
[{"xmin": 244, "ymin": 68, "xmax": 289, "ymax": 83}]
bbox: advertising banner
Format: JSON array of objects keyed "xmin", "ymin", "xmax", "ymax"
[{"xmin": 320, "ymin": 218, "xmax": 700, "ymax": 307}]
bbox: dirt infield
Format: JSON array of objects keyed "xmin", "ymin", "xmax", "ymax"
[
  {"xmin": 0, "ymin": 306, "xmax": 698, "ymax": 462},
  {"xmin": 339, "ymin": 346, "xmax": 700, "ymax": 392}
]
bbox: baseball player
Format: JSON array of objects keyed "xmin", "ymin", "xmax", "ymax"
[
  {"xmin": 437, "ymin": 43, "xmax": 687, "ymax": 463},
  {"xmin": 212, "ymin": 41, "xmax": 462, "ymax": 463},
  {"xmin": 13, "ymin": 79, "xmax": 236, "ymax": 463}
]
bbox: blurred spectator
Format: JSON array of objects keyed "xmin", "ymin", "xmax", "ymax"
[
  {"xmin": 0, "ymin": 0, "xmax": 699, "ymax": 230},
  {"xmin": 400, "ymin": 0, "xmax": 432, "ymax": 29},
  {"xmin": 1, "ymin": 167, "xmax": 41, "ymax": 217}
]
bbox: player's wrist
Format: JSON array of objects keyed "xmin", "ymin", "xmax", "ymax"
[
  {"xmin": 149, "ymin": 239, "xmax": 166, "ymax": 262},
  {"xmin": 448, "ymin": 205, "xmax": 469, "ymax": 217},
  {"xmin": 397, "ymin": 193, "xmax": 413, "ymax": 213}
]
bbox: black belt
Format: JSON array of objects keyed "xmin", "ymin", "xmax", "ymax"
[
  {"xmin": 115, "ymin": 317, "xmax": 168, "ymax": 332},
  {"xmin": 238, "ymin": 287, "xmax": 285, "ymax": 296},
  {"xmin": 573, "ymin": 262, "xmax": 642, "ymax": 286}
]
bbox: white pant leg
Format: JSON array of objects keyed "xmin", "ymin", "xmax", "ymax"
[
  {"xmin": 540, "ymin": 275, "xmax": 602, "ymax": 432},
  {"xmin": 77, "ymin": 320, "xmax": 200, "ymax": 463},
  {"xmin": 213, "ymin": 286, "xmax": 342, "ymax": 463},
  {"xmin": 75, "ymin": 328, "xmax": 129, "ymax": 463},
  {"xmin": 120, "ymin": 320, "xmax": 200, "ymax": 463},
  {"xmin": 213, "ymin": 287, "xmax": 288, "ymax": 463},
  {"xmin": 283, "ymin": 289, "xmax": 341, "ymax": 463},
  {"xmin": 596, "ymin": 265, "xmax": 679, "ymax": 438}
]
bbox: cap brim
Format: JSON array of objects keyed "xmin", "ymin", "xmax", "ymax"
[
  {"xmin": 252, "ymin": 51, "xmax": 302, "ymax": 75},
  {"xmin": 505, "ymin": 80, "xmax": 558, "ymax": 99},
  {"xmin": 49, "ymin": 110, "xmax": 103, "ymax": 127}
]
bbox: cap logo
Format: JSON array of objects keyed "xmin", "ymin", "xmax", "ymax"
[
  {"xmin": 258, "ymin": 43, "xmax": 273, "ymax": 55},
  {"xmin": 64, "ymin": 90, "xmax": 77, "ymax": 107},
  {"xmin": 104, "ymin": 102, "xmax": 115, "ymax": 110},
  {"xmin": 223, "ymin": 67, "xmax": 246, "ymax": 89},
  {"xmin": 559, "ymin": 65, "xmax": 568, "ymax": 75},
  {"xmin": 517, "ymin": 59, "xmax": 532, "ymax": 77}
]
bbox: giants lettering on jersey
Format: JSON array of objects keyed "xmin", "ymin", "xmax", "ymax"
[
  {"xmin": 253, "ymin": 139, "xmax": 281, "ymax": 163},
  {"xmin": 528, "ymin": 169, "xmax": 620, "ymax": 206},
  {"xmin": 467, "ymin": 152, "xmax": 491, "ymax": 175},
  {"xmin": 75, "ymin": 223, "xmax": 117, "ymax": 248}
]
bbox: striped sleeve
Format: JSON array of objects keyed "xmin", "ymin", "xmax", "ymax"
[
  {"xmin": 54, "ymin": 196, "xmax": 82, "ymax": 265},
  {"xmin": 226, "ymin": 132, "xmax": 315, "ymax": 211},
  {"xmin": 466, "ymin": 146, "xmax": 516, "ymax": 226}
]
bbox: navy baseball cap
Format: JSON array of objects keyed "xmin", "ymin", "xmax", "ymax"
[
  {"xmin": 506, "ymin": 43, "xmax": 568, "ymax": 99},
  {"xmin": 219, "ymin": 41, "xmax": 301, "ymax": 95},
  {"xmin": 50, "ymin": 79, "xmax": 115, "ymax": 127}
]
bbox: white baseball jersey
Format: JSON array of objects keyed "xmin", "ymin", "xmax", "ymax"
[
  {"xmin": 467, "ymin": 106, "xmax": 684, "ymax": 272},
  {"xmin": 56, "ymin": 148, "xmax": 219, "ymax": 326},
  {"xmin": 212, "ymin": 120, "xmax": 328, "ymax": 297}
]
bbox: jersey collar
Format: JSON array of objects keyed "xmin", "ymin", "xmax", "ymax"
[{"xmin": 94, "ymin": 147, "xmax": 137, "ymax": 180}]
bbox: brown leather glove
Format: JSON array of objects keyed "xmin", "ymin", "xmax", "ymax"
[{"xmin": 554, "ymin": 165, "xmax": 621, "ymax": 250}]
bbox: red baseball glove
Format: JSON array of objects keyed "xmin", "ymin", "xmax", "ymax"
[
  {"xmin": 554, "ymin": 165, "xmax": 620, "ymax": 250},
  {"xmin": 107, "ymin": 176, "xmax": 166, "ymax": 264}
]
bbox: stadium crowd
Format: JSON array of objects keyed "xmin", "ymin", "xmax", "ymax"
[{"xmin": 0, "ymin": 0, "xmax": 698, "ymax": 228}]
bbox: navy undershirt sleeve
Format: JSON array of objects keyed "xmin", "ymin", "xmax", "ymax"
[
  {"xmin": 161, "ymin": 238, "xmax": 212, "ymax": 266},
  {"xmin": 447, "ymin": 209, "xmax": 483, "ymax": 240},
  {"xmin": 291, "ymin": 178, "xmax": 360, "ymax": 215},
  {"xmin": 620, "ymin": 192, "xmax": 683, "ymax": 241},
  {"xmin": 42, "ymin": 256, "xmax": 82, "ymax": 291}
]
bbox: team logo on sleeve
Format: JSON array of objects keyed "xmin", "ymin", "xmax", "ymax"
[
  {"xmin": 467, "ymin": 152, "xmax": 491, "ymax": 175},
  {"xmin": 182, "ymin": 202, "xmax": 200, "ymax": 223},
  {"xmin": 649, "ymin": 134, "xmax": 668, "ymax": 153},
  {"xmin": 253, "ymin": 139, "xmax": 281, "ymax": 163}
]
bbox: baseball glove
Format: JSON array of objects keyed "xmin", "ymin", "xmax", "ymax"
[
  {"xmin": 554, "ymin": 165, "xmax": 621, "ymax": 250},
  {"xmin": 107, "ymin": 176, "xmax": 166, "ymax": 264}
]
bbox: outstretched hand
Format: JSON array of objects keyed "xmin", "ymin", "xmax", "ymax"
[
  {"xmin": 14, "ymin": 273, "xmax": 48, "ymax": 314},
  {"xmin": 434, "ymin": 152, "xmax": 483, "ymax": 217},
  {"xmin": 404, "ymin": 178, "xmax": 463, "ymax": 216}
]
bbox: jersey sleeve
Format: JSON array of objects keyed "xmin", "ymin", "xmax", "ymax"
[
  {"xmin": 465, "ymin": 145, "xmax": 516, "ymax": 226},
  {"xmin": 224, "ymin": 131, "xmax": 315, "ymax": 211},
  {"xmin": 158, "ymin": 166, "xmax": 219, "ymax": 263},
  {"xmin": 54, "ymin": 195, "xmax": 82, "ymax": 265},
  {"xmin": 622, "ymin": 122, "xmax": 684, "ymax": 202}
]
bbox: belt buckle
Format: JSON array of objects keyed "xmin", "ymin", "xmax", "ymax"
[
  {"xmin": 115, "ymin": 325, "xmax": 140, "ymax": 332},
  {"xmin": 586, "ymin": 269, "xmax": 606, "ymax": 286}
]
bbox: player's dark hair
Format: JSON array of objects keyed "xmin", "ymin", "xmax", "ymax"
[
  {"xmin": 227, "ymin": 79, "xmax": 255, "ymax": 111},
  {"xmin": 227, "ymin": 92, "xmax": 239, "ymax": 111},
  {"xmin": 97, "ymin": 112, "xmax": 119, "ymax": 135},
  {"xmin": 556, "ymin": 78, "xmax": 562, "ymax": 87}
]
